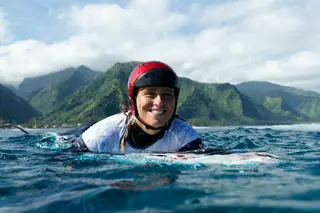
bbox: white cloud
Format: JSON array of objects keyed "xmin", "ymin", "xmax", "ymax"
[
  {"xmin": 0, "ymin": 9, "xmax": 13, "ymax": 44},
  {"xmin": 0, "ymin": 8, "xmax": 13, "ymax": 83},
  {"xmin": 254, "ymin": 51, "xmax": 320, "ymax": 83},
  {"xmin": 1, "ymin": 0, "xmax": 320, "ymax": 93}
]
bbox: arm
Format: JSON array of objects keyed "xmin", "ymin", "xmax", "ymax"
[
  {"xmin": 71, "ymin": 136, "xmax": 89, "ymax": 152},
  {"xmin": 177, "ymin": 138, "xmax": 203, "ymax": 152},
  {"xmin": 80, "ymin": 113, "xmax": 128, "ymax": 153}
]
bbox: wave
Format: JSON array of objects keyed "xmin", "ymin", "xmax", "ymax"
[{"xmin": 194, "ymin": 123, "xmax": 320, "ymax": 132}]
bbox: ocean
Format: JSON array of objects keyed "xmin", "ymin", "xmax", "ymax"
[{"xmin": 0, "ymin": 124, "xmax": 319, "ymax": 213}]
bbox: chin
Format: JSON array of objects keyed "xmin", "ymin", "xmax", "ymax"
[{"xmin": 148, "ymin": 120, "xmax": 167, "ymax": 128}]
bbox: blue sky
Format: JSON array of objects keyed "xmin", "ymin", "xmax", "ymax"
[
  {"xmin": 1, "ymin": 0, "xmax": 320, "ymax": 93},
  {"xmin": 1, "ymin": 0, "xmax": 215, "ymax": 42},
  {"xmin": 0, "ymin": 0, "xmax": 127, "ymax": 42}
]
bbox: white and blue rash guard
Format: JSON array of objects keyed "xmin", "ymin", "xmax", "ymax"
[{"xmin": 78, "ymin": 113, "xmax": 201, "ymax": 154}]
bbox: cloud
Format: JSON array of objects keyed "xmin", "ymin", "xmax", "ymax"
[
  {"xmin": 0, "ymin": 8, "xmax": 13, "ymax": 83},
  {"xmin": 254, "ymin": 51, "xmax": 320, "ymax": 83},
  {"xmin": 0, "ymin": 8, "xmax": 13, "ymax": 44},
  {"xmin": 0, "ymin": 0, "xmax": 189, "ymax": 84},
  {"xmin": 1, "ymin": 0, "xmax": 320, "ymax": 93}
]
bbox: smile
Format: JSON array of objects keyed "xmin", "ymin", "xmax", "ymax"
[{"xmin": 149, "ymin": 109, "xmax": 166, "ymax": 115}]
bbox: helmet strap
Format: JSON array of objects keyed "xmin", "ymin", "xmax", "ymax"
[{"xmin": 135, "ymin": 115, "xmax": 171, "ymax": 131}]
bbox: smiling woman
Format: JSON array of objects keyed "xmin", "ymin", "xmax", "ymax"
[
  {"xmin": 72, "ymin": 61, "xmax": 203, "ymax": 154},
  {"xmin": 136, "ymin": 87, "xmax": 176, "ymax": 132}
]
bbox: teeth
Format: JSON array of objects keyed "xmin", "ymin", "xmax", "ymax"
[{"xmin": 150, "ymin": 110, "xmax": 165, "ymax": 115}]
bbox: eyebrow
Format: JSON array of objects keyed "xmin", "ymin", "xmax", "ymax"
[{"xmin": 145, "ymin": 88, "xmax": 174, "ymax": 93}]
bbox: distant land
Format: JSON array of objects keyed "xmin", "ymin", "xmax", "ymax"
[
  {"xmin": 29, "ymin": 66, "xmax": 98, "ymax": 113},
  {"xmin": 0, "ymin": 83, "xmax": 40, "ymax": 124},
  {"xmin": 1, "ymin": 62, "xmax": 320, "ymax": 127},
  {"xmin": 17, "ymin": 65, "xmax": 98, "ymax": 101}
]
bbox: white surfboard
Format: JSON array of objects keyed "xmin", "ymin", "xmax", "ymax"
[{"xmin": 110, "ymin": 152, "xmax": 278, "ymax": 166}]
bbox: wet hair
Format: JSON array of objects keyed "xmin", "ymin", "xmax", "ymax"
[
  {"xmin": 120, "ymin": 102, "xmax": 129, "ymax": 114},
  {"xmin": 119, "ymin": 112, "xmax": 135, "ymax": 153},
  {"xmin": 119, "ymin": 101, "xmax": 135, "ymax": 153}
]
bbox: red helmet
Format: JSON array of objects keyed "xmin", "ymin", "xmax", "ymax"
[{"xmin": 127, "ymin": 61, "xmax": 180, "ymax": 116}]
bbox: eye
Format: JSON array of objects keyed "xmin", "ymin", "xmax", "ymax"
[
  {"xmin": 162, "ymin": 93, "xmax": 174, "ymax": 99},
  {"xmin": 163, "ymin": 93, "xmax": 173, "ymax": 97},
  {"xmin": 144, "ymin": 91, "xmax": 156, "ymax": 97}
]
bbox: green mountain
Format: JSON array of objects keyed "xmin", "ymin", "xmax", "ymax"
[
  {"xmin": 177, "ymin": 78, "xmax": 270, "ymax": 125},
  {"xmin": 29, "ymin": 62, "xmax": 278, "ymax": 127},
  {"xmin": 30, "ymin": 69, "xmax": 99, "ymax": 114},
  {"xmin": 30, "ymin": 62, "xmax": 139, "ymax": 126},
  {"xmin": 26, "ymin": 63, "xmax": 320, "ymax": 127},
  {"xmin": 0, "ymin": 83, "xmax": 39, "ymax": 123},
  {"xmin": 236, "ymin": 81, "xmax": 320, "ymax": 120},
  {"xmin": 17, "ymin": 65, "xmax": 97, "ymax": 100}
]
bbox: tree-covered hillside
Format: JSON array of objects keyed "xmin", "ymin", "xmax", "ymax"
[
  {"xmin": 177, "ymin": 78, "xmax": 264, "ymax": 125},
  {"xmin": 28, "ymin": 62, "xmax": 300, "ymax": 127},
  {"xmin": 30, "ymin": 69, "xmax": 99, "ymax": 113},
  {"xmin": 30, "ymin": 62, "xmax": 139, "ymax": 126},
  {"xmin": 237, "ymin": 81, "xmax": 320, "ymax": 120},
  {"xmin": 2, "ymin": 63, "xmax": 316, "ymax": 126},
  {"xmin": 17, "ymin": 65, "xmax": 97, "ymax": 100},
  {"xmin": 0, "ymin": 83, "xmax": 39, "ymax": 123}
]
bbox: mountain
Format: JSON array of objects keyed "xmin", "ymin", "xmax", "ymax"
[
  {"xmin": 26, "ymin": 63, "xmax": 320, "ymax": 127},
  {"xmin": 177, "ymin": 78, "xmax": 270, "ymax": 125},
  {"xmin": 28, "ymin": 62, "xmax": 281, "ymax": 127},
  {"xmin": 236, "ymin": 81, "xmax": 320, "ymax": 99},
  {"xmin": 30, "ymin": 62, "xmax": 138, "ymax": 126},
  {"xmin": 30, "ymin": 69, "xmax": 100, "ymax": 114},
  {"xmin": 2, "ymin": 84, "xmax": 18, "ymax": 95},
  {"xmin": 0, "ymin": 83, "xmax": 39, "ymax": 124},
  {"xmin": 236, "ymin": 81, "xmax": 320, "ymax": 120},
  {"xmin": 17, "ymin": 65, "xmax": 98, "ymax": 100}
]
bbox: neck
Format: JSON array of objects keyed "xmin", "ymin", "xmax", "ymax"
[{"xmin": 135, "ymin": 118, "xmax": 162, "ymax": 135}]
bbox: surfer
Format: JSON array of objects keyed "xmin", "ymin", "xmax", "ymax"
[{"xmin": 72, "ymin": 61, "xmax": 203, "ymax": 154}]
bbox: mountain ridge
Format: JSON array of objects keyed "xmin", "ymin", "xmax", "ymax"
[
  {"xmin": 0, "ymin": 83, "xmax": 40, "ymax": 123},
  {"xmin": 3, "ymin": 62, "xmax": 320, "ymax": 126},
  {"xmin": 27, "ymin": 62, "xmax": 320, "ymax": 127},
  {"xmin": 236, "ymin": 81, "xmax": 320, "ymax": 120},
  {"xmin": 17, "ymin": 65, "xmax": 98, "ymax": 100},
  {"xmin": 29, "ymin": 68, "xmax": 99, "ymax": 113}
]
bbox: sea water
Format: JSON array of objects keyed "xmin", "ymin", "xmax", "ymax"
[{"xmin": 0, "ymin": 124, "xmax": 319, "ymax": 213}]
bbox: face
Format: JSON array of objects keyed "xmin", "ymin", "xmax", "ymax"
[{"xmin": 135, "ymin": 87, "xmax": 175, "ymax": 128}]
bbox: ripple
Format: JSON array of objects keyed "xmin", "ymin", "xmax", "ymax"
[{"xmin": 0, "ymin": 126, "xmax": 319, "ymax": 212}]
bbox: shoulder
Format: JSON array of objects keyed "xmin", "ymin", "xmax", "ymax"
[
  {"xmin": 169, "ymin": 118, "xmax": 200, "ymax": 144},
  {"xmin": 86, "ymin": 113, "xmax": 127, "ymax": 132},
  {"xmin": 171, "ymin": 118, "xmax": 198, "ymax": 133},
  {"xmin": 81, "ymin": 113, "xmax": 128, "ymax": 152}
]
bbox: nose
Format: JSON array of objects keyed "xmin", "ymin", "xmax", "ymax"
[{"xmin": 153, "ymin": 94, "xmax": 164, "ymax": 105}]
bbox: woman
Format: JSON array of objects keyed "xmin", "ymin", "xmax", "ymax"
[{"xmin": 73, "ymin": 61, "xmax": 203, "ymax": 154}]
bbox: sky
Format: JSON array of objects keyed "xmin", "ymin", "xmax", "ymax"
[{"xmin": 0, "ymin": 0, "xmax": 320, "ymax": 93}]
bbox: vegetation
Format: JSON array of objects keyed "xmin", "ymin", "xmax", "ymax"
[
  {"xmin": 17, "ymin": 65, "xmax": 97, "ymax": 100},
  {"xmin": 30, "ymin": 69, "xmax": 98, "ymax": 113},
  {"xmin": 237, "ymin": 81, "xmax": 319, "ymax": 121},
  {"xmin": 27, "ymin": 62, "xmax": 139, "ymax": 127},
  {"xmin": 177, "ymin": 79, "xmax": 258, "ymax": 125},
  {"xmin": 0, "ymin": 83, "xmax": 40, "ymax": 123},
  {"xmin": 2, "ymin": 63, "xmax": 320, "ymax": 127}
]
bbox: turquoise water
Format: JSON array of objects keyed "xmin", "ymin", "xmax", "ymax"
[{"xmin": 0, "ymin": 124, "xmax": 319, "ymax": 213}]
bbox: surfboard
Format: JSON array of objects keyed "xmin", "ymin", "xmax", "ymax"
[{"xmin": 109, "ymin": 152, "xmax": 278, "ymax": 166}]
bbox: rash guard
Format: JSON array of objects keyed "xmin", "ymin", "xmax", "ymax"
[{"xmin": 80, "ymin": 113, "xmax": 202, "ymax": 154}]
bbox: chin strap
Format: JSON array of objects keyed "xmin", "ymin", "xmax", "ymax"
[
  {"xmin": 119, "ymin": 113, "xmax": 175, "ymax": 153},
  {"xmin": 135, "ymin": 115, "xmax": 169, "ymax": 131}
]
